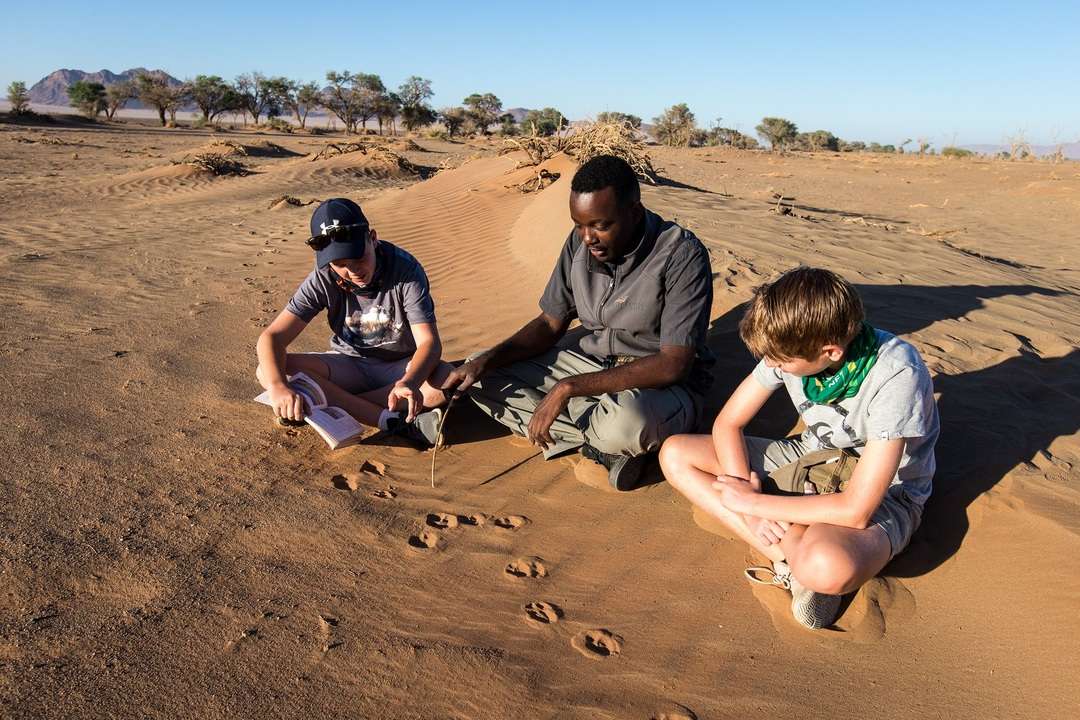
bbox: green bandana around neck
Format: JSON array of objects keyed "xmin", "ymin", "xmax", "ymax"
[{"xmin": 801, "ymin": 323, "xmax": 880, "ymax": 404}]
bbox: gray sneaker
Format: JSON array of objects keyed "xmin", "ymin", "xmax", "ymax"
[
  {"xmin": 385, "ymin": 407, "xmax": 443, "ymax": 449},
  {"xmin": 744, "ymin": 560, "xmax": 842, "ymax": 630},
  {"xmin": 580, "ymin": 444, "xmax": 651, "ymax": 491}
]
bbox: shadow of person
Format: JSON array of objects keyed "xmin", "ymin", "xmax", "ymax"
[{"xmin": 887, "ymin": 346, "xmax": 1080, "ymax": 576}]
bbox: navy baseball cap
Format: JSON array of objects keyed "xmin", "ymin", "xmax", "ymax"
[{"xmin": 308, "ymin": 198, "xmax": 370, "ymax": 267}]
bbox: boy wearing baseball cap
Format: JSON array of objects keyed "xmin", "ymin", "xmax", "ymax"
[{"xmin": 255, "ymin": 198, "xmax": 451, "ymax": 446}]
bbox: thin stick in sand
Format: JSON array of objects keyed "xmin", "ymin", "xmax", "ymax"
[{"xmin": 430, "ymin": 395, "xmax": 457, "ymax": 488}]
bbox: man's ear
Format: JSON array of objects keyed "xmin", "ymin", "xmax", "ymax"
[{"xmin": 369, "ymin": 227, "xmax": 379, "ymax": 245}]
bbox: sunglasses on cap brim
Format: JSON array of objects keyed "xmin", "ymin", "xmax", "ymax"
[{"xmin": 304, "ymin": 223, "xmax": 369, "ymax": 251}]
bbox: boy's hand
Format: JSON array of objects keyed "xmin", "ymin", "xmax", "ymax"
[
  {"xmin": 713, "ymin": 471, "xmax": 763, "ymax": 515},
  {"xmin": 388, "ymin": 380, "xmax": 424, "ymax": 422},
  {"xmin": 269, "ymin": 383, "xmax": 305, "ymax": 421},
  {"xmin": 748, "ymin": 516, "xmax": 790, "ymax": 546}
]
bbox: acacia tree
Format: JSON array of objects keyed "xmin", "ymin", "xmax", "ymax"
[
  {"xmin": 756, "ymin": 116, "xmax": 798, "ymax": 151},
  {"xmin": 463, "ymin": 92, "xmax": 502, "ymax": 135},
  {"xmin": 439, "ymin": 106, "xmax": 467, "ymax": 138},
  {"xmin": 136, "ymin": 73, "xmax": 181, "ymax": 126},
  {"xmin": 7, "ymin": 81, "xmax": 30, "ymax": 115},
  {"xmin": 67, "ymin": 81, "xmax": 106, "ymax": 119},
  {"xmin": 104, "ymin": 80, "xmax": 136, "ymax": 120},
  {"xmin": 596, "ymin": 111, "xmax": 642, "ymax": 128},
  {"xmin": 498, "ymin": 112, "xmax": 518, "ymax": 136},
  {"xmin": 323, "ymin": 70, "xmax": 361, "ymax": 132},
  {"xmin": 798, "ymin": 130, "xmax": 839, "ymax": 152},
  {"xmin": 398, "ymin": 76, "xmax": 436, "ymax": 131},
  {"xmin": 521, "ymin": 107, "xmax": 566, "ymax": 136},
  {"xmin": 653, "ymin": 103, "xmax": 699, "ymax": 146},
  {"xmin": 234, "ymin": 72, "xmax": 280, "ymax": 124},
  {"xmin": 280, "ymin": 80, "xmax": 320, "ymax": 129},
  {"xmin": 375, "ymin": 91, "xmax": 401, "ymax": 135},
  {"xmin": 189, "ymin": 75, "xmax": 234, "ymax": 122},
  {"xmin": 353, "ymin": 73, "xmax": 386, "ymax": 132}
]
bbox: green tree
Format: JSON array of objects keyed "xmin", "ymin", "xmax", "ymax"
[
  {"xmin": 756, "ymin": 116, "xmax": 798, "ymax": 151},
  {"xmin": 7, "ymin": 81, "xmax": 30, "ymax": 115},
  {"xmin": 323, "ymin": 70, "xmax": 361, "ymax": 132},
  {"xmin": 706, "ymin": 126, "xmax": 758, "ymax": 149},
  {"xmin": 439, "ymin": 106, "xmax": 467, "ymax": 138},
  {"xmin": 189, "ymin": 75, "xmax": 234, "ymax": 122},
  {"xmin": 596, "ymin": 111, "xmax": 642, "ymax": 129},
  {"xmin": 398, "ymin": 76, "xmax": 436, "ymax": 131},
  {"xmin": 353, "ymin": 73, "xmax": 386, "ymax": 132},
  {"xmin": 279, "ymin": 80, "xmax": 320, "ymax": 129},
  {"xmin": 375, "ymin": 91, "xmax": 401, "ymax": 135},
  {"xmin": 104, "ymin": 80, "xmax": 136, "ymax": 120},
  {"xmin": 137, "ymin": 73, "xmax": 189, "ymax": 126},
  {"xmin": 463, "ymin": 92, "xmax": 502, "ymax": 135},
  {"xmin": 653, "ymin": 103, "xmax": 699, "ymax": 147},
  {"xmin": 67, "ymin": 80, "xmax": 106, "ymax": 119},
  {"xmin": 521, "ymin": 107, "xmax": 565, "ymax": 136},
  {"xmin": 498, "ymin": 112, "xmax": 519, "ymax": 136},
  {"xmin": 797, "ymin": 130, "xmax": 839, "ymax": 152},
  {"xmin": 234, "ymin": 72, "xmax": 280, "ymax": 124}
]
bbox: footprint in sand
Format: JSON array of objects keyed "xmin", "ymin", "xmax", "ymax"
[
  {"xmin": 316, "ymin": 614, "xmax": 343, "ymax": 653},
  {"xmin": 331, "ymin": 474, "xmax": 359, "ymax": 492},
  {"xmin": 571, "ymin": 629, "xmax": 623, "ymax": 660},
  {"xmin": 492, "ymin": 515, "xmax": 529, "ymax": 530},
  {"xmin": 370, "ymin": 487, "xmax": 397, "ymax": 499},
  {"xmin": 523, "ymin": 601, "xmax": 563, "ymax": 627},
  {"xmin": 407, "ymin": 530, "xmax": 443, "ymax": 552},
  {"xmin": 426, "ymin": 512, "xmax": 460, "ymax": 529},
  {"xmin": 504, "ymin": 557, "xmax": 547, "ymax": 579},
  {"xmin": 359, "ymin": 459, "xmax": 387, "ymax": 476},
  {"xmin": 834, "ymin": 576, "xmax": 916, "ymax": 643},
  {"xmin": 460, "ymin": 513, "xmax": 487, "ymax": 527},
  {"xmin": 650, "ymin": 705, "xmax": 698, "ymax": 720}
]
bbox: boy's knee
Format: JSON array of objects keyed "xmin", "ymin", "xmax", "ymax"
[
  {"xmin": 792, "ymin": 540, "xmax": 859, "ymax": 595},
  {"xmin": 659, "ymin": 435, "xmax": 690, "ymax": 480}
]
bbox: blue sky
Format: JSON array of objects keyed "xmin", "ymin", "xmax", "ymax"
[{"xmin": 3, "ymin": 0, "xmax": 1078, "ymax": 145}]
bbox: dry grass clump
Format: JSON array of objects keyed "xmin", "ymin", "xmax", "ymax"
[
  {"xmin": 267, "ymin": 194, "xmax": 319, "ymax": 210},
  {"xmin": 310, "ymin": 142, "xmax": 367, "ymax": 161},
  {"xmin": 507, "ymin": 169, "xmax": 561, "ymax": 194},
  {"xmin": 174, "ymin": 152, "xmax": 250, "ymax": 176},
  {"xmin": 502, "ymin": 121, "xmax": 659, "ymax": 184},
  {"xmin": 310, "ymin": 142, "xmax": 421, "ymax": 176},
  {"xmin": 204, "ymin": 140, "xmax": 248, "ymax": 157},
  {"xmin": 10, "ymin": 134, "xmax": 71, "ymax": 145}
]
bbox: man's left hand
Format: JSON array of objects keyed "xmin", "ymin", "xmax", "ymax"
[
  {"xmin": 527, "ymin": 383, "xmax": 571, "ymax": 450},
  {"xmin": 712, "ymin": 471, "xmax": 763, "ymax": 515}
]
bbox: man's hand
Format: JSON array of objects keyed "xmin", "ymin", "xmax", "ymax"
[
  {"xmin": 527, "ymin": 382, "xmax": 571, "ymax": 450},
  {"xmin": 712, "ymin": 471, "xmax": 764, "ymax": 515},
  {"xmin": 388, "ymin": 380, "xmax": 424, "ymax": 422},
  {"xmin": 441, "ymin": 354, "xmax": 490, "ymax": 398},
  {"xmin": 268, "ymin": 383, "xmax": 305, "ymax": 421}
]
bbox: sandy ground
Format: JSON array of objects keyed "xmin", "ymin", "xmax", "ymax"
[{"xmin": 1, "ymin": 117, "xmax": 1078, "ymax": 720}]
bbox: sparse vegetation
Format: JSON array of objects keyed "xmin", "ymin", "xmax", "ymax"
[
  {"xmin": 653, "ymin": 103, "xmax": 699, "ymax": 147},
  {"xmin": 234, "ymin": 72, "xmax": 280, "ymax": 125},
  {"xmin": 104, "ymin": 80, "xmax": 136, "ymax": 120},
  {"xmin": 596, "ymin": 111, "xmax": 642, "ymax": 129},
  {"xmin": 189, "ymin": 75, "xmax": 236, "ymax": 123},
  {"xmin": 398, "ymin": 76, "xmax": 436, "ymax": 132},
  {"xmin": 796, "ymin": 130, "xmax": 839, "ymax": 152},
  {"xmin": 67, "ymin": 81, "xmax": 106, "ymax": 119},
  {"xmin": 520, "ymin": 108, "xmax": 566, "ymax": 137},
  {"xmin": 439, "ymin": 107, "xmax": 468, "ymax": 138},
  {"xmin": 7, "ymin": 81, "xmax": 31, "ymax": 115},
  {"xmin": 136, "ymin": 73, "xmax": 188, "ymax": 126},
  {"xmin": 756, "ymin": 117, "xmax": 798, "ymax": 152},
  {"xmin": 706, "ymin": 126, "xmax": 759, "ymax": 149},
  {"xmin": 463, "ymin": 93, "xmax": 502, "ymax": 135},
  {"xmin": 502, "ymin": 120, "xmax": 658, "ymax": 184},
  {"xmin": 942, "ymin": 146, "xmax": 974, "ymax": 158}
]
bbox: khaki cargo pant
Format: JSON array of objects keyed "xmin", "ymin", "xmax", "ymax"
[{"xmin": 469, "ymin": 341, "xmax": 701, "ymax": 459}]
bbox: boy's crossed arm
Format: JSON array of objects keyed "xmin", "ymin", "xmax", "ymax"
[{"xmin": 711, "ymin": 373, "xmax": 906, "ymax": 533}]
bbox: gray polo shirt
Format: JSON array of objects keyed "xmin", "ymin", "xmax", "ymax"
[{"xmin": 539, "ymin": 209, "xmax": 714, "ymax": 391}]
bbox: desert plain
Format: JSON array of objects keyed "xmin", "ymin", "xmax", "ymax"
[{"xmin": 1, "ymin": 117, "xmax": 1078, "ymax": 719}]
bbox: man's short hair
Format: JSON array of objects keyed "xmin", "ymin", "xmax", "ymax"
[
  {"xmin": 571, "ymin": 155, "xmax": 641, "ymax": 207},
  {"xmin": 739, "ymin": 267, "xmax": 864, "ymax": 361}
]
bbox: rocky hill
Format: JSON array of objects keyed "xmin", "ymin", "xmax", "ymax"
[{"xmin": 28, "ymin": 68, "xmax": 183, "ymax": 107}]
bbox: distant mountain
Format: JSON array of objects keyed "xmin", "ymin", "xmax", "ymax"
[
  {"xmin": 960, "ymin": 143, "xmax": 1080, "ymax": 160},
  {"xmin": 28, "ymin": 68, "xmax": 183, "ymax": 108},
  {"xmin": 503, "ymin": 107, "xmax": 530, "ymax": 123}
]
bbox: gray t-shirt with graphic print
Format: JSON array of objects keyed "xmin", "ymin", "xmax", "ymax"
[
  {"xmin": 751, "ymin": 329, "xmax": 939, "ymax": 507},
  {"xmin": 285, "ymin": 242, "xmax": 436, "ymax": 361}
]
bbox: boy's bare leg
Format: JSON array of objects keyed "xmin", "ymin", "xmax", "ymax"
[
  {"xmin": 779, "ymin": 522, "xmax": 892, "ymax": 596},
  {"xmin": 257, "ymin": 353, "xmax": 384, "ymax": 427},
  {"xmin": 659, "ymin": 434, "xmax": 786, "ymax": 564}
]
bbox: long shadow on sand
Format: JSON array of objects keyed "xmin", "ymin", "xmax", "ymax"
[{"xmin": 701, "ymin": 282, "xmax": 1073, "ymax": 574}]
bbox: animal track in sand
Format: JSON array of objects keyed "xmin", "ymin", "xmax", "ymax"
[
  {"xmin": 650, "ymin": 705, "xmax": 698, "ymax": 720},
  {"xmin": 317, "ymin": 614, "xmax": 343, "ymax": 653},
  {"xmin": 492, "ymin": 515, "xmax": 529, "ymax": 530},
  {"xmin": 370, "ymin": 487, "xmax": 397, "ymax": 499},
  {"xmin": 504, "ymin": 557, "xmax": 547, "ymax": 579},
  {"xmin": 359, "ymin": 459, "xmax": 387, "ymax": 476},
  {"xmin": 426, "ymin": 512, "xmax": 460, "ymax": 529},
  {"xmin": 571, "ymin": 629, "xmax": 623, "ymax": 659},
  {"xmin": 460, "ymin": 513, "xmax": 487, "ymax": 527},
  {"xmin": 331, "ymin": 474, "xmax": 359, "ymax": 492},
  {"xmin": 407, "ymin": 530, "xmax": 443, "ymax": 551},
  {"xmin": 523, "ymin": 601, "xmax": 563, "ymax": 627}
]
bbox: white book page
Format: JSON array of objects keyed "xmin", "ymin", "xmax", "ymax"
[{"xmin": 306, "ymin": 406, "xmax": 365, "ymax": 449}]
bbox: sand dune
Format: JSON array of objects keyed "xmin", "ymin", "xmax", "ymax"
[{"xmin": 0, "ymin": 123, "xmax": 1078, "ymax": 718}]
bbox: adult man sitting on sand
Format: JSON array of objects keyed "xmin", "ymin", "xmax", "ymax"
[
  {"xmin": 442, "ymin": 155, "xmax": 714, "ymax": 490},
  {"xmin": 256, "ymin": 198, "xmax": 451, "ymax": 446}
]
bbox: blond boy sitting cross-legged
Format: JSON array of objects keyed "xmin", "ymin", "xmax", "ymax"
[{"xmin": 659, "ymin": 267, "xmax": 939, "ymax": 629}]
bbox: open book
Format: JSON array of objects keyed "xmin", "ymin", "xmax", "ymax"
[{"xmin": 254, "ymin": 372, "xmax": 366, "ymax": 450}]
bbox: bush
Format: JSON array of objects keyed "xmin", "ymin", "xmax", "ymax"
[
  {"xmin": 942, "ymin": 146, "xmax": 974, "ymax": 158},
  {"xmin": 596, "ymin": 111, "xmax": 642, "ymax": 129},
  {"xmin": 7, "ymin": 81, "xmax": 31, "ymax": 115},
  {"xmin": 706, "ymin": 127, "xmax": 758, "ymax": 149},
  {"xmin": 67, "ymin": 81, "xmax": 107, "ymax": 119},
  {"xmin": 263, "ymin": 117, "xmax": 293, "ymax": 133},
  {"xmin": 520, "ymin": 107, "xmax": 566, "ymax": 137},
  {"xmin": 796, "ymin": 130, "xmax": 839, "ymax": 152},
  {"xmin": 653, "ymin": 103, "xmax": 699, "ymax": 147},
  {"xmin": 756, "ymin": 117, "xmax": 798, "ymax": 151}
]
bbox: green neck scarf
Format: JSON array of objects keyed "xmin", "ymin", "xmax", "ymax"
[{"xmin": 802, "ymin": 323, "xmax": 880, "ymax": 404}]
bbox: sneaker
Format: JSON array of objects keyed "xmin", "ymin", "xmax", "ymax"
[
  {"xmin": 744, "ymin": 560, "xmax": 841, "ymax": 630},
  {"xmin": 274, "ymin": 416, "xmax": 306, "ymax": 428},
  {"xmin": 580, "ymin": 444, "xmax": 651, "ymax": 491},
  {"xmin": 385, "ymin": 408, "xmax": 444, "ymax": 449}
]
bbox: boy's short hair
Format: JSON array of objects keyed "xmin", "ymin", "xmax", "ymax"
[{"xmin": 739, "ymin": 266, "xmax": 864, "ymax": 360}]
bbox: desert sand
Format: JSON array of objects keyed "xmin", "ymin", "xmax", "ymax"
[{"xmin": 1, "ymin": 118, "xmax": 1078, "ymax": 719}]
